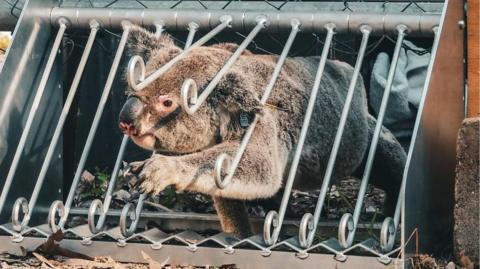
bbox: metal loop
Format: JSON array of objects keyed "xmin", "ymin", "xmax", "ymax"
[
  {"xmin": 263, "ymin": 22, "xmax": 336, "ymax": 248},
  {"xmin": 120, "ymin": 202, "xmax": 137, "ymax": 237},
  {"xmin": 336, "ymin": 24, "xmax": 406, "ymax": 249},
  {"xmin": 299, "ymin": 213, "xmax": 314, "ymax": 248},
  {"xmin": 48, "ymin": 200, "xmax": 65, "ymax": 233},
  {"xmin": 180, "ymin": 78, "xmax": 198, "ymax": 115},
  {"xmin": 298, "ymin": 25, "xmax": 370, "ymax": 249},
  {"xmin": 380, "ymin": 217, "xmax": 396, "ymax": 252},
  {"xmin": 11, "ymin": 197, "xmax": 29, "ymax": 232},
  {"xmin": 263, "ymin": 210, "xmax": 279, "ymax": 246},
  {"xmin": 88, "ymin": 199, "xmax": 105, "ymax": 234},
  {"xmin": 214, "ymin": 153, "xmax": 232, "ymax": 189},
  {"xmin": 127, "ymin": 55, "xmax": 146, "ymax": 91},
  {"xmin": 338, "ymin": 213, "xmax": 355, "ymax": 248}
]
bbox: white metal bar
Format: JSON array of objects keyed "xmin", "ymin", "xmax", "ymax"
[
  {"xmin": 128, "ymin": 15, "xmax": 232, "ymax": 92},
  {"xmin": 298, "ymin": 25, "xmax": 372, "ymax": 248},
  {"xmin": 0, "ymin": 18, "xmax": 68, "ymax": 218},
  {"xmin": 9, "ymin": 20, "xmax": 99, "ymax": 232},
  {"xmin": 338, "ymin": 24, "xmax": 407, "ymax": 248},
  {"xmin": 47, "ymin": 20, "xmax": 132, "ymax": 232},
  {"xmin": 214, "ymin": 19, "xmax": 301, "ymax": 190},
  {"xmin": 263, "ymin": 22, "xmax": 334, "ymax": 246},
  {"xmin": 181, "ymin": 16, "xmax": 267, "ymax": 114}
]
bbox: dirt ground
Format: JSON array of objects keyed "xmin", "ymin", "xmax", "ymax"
[{"xmin": 0, "ymin": 247, "xmax": 465, "ymax": 269}]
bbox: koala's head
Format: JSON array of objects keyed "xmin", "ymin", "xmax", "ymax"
[{"xmin": 119, "ymin": 26, "xmax": 262, "ymax": 154}]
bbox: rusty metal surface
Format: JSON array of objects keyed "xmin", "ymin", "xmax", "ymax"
[{"xmin": 404, "ymin": 0, "xmax": 465, "ymax": 256}]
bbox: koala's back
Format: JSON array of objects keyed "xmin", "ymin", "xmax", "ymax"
[{"xmin": 264, "ymin": 56, "xmax": 370, "ymax": 188}]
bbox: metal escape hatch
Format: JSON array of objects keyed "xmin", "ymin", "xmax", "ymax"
[{"xmin": 0, "ymin": 0, "xmax": 465, "ymax": 268}]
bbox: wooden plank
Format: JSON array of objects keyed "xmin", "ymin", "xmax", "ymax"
[{"xmin": 468, "ymin": 0, "xmax": 480, "ymax": 117}]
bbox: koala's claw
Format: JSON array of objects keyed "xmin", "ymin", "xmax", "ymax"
[
  {"xmin": 126, "ymin": 155, "xmax": 182, "ymax": 196},
  {"xmin": 129, "ymin": 160, "xmax": 146, "ymax": 174}
]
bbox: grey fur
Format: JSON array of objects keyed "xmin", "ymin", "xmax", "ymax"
[{"xmin": 120, "ymin": 26, "xmax": 407, "ymax": 237}]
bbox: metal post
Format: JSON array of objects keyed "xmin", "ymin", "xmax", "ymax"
[
  {"xmin": 48, "ymin": 20, "xmax": 132, "ymax": 233},
  {"xmin": 337, "ymin": 24, "xmax": 407, "ymax": 249},
  {"xmin": 214, "ymin": 19, "xmax": 301, "ymax": 190},
  {"xmin": 9, "ymin": 20, "xmax": 99, "ymax": 233},
  {"xmin": 298, "ymin": 25, "xmax": 372, "ymax": 248},
  {"xmin": 0, "ymin": 18, "xmax": 68, "ymax": 220}
]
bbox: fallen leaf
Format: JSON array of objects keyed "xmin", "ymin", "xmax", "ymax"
[
  {"xmin": 32, "ymin": 252, "xmax": 56, "ymax": 268},
  {"xmin": 445, "ymin": 261, "xmax": 456, "ymax": 269},
  {"xmin": 64, "ymin": 258, "xmax": 115, "ymax": 268},
  {"xmin": 458, "ymin": 251, "xmax": 475, "ymax": 269},
  {"xmin": 35, "ymin": 230, "xmax": 93, "ymax": 260}
]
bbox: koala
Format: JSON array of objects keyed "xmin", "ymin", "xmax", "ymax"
[{"xmin": 119, "ymin": 25, "xmax": 407, "ymax": 238}]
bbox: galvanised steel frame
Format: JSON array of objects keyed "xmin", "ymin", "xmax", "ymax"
[{"xmin": 0, "ymin": 0, "xmax": 465, "ymax": 268}]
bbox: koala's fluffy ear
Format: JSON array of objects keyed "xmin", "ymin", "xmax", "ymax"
[
  {"xmin": 212, "ymin": 71, "xmax": 263, "ymax": 114},
  {"xmin": 126, "ymin": 25, "xmax": 177, "ymax": 60}
]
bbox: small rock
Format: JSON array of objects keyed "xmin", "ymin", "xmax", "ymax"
[
  {"xmin": 113, "ymin": 189, "xmax": 131, "ymax": 202},
  {"xmin": 445, "ymin": 261, "xmax": 456, "ymax": 269},
  {"xmin": 330, "ymin": 190, "xmax": 340, "ymax": 198}
]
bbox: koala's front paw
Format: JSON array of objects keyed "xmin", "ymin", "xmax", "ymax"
[{"xmin": 131, "ymin": 155, "xmax": 180, "ymax": 195}]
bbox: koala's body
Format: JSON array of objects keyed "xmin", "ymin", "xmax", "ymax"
[{"xmin": 119, "ymin": 26, "xmax": 407, "ymax": 237}]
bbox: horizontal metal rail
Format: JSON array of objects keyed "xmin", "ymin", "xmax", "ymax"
[
  {"xmin": 0, "ymin": 236, "xmax": 398, "ymax": 269},
  {"xmin": 50, "ymin": 7, "xmax": 440, "ymax": 35}
]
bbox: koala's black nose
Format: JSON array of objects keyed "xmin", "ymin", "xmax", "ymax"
[{"xmin": 119, "ymin": 97, "xmax": 144, "ymax": 135}]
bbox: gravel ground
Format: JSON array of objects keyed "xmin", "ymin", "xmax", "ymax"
[{"xmin": 73, "ymin": 165, "xmax": 387, "ymax": 223}]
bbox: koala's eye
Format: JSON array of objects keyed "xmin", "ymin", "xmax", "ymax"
[{"xmin": 163, "ymin": 99, "xmax": 173, "ymax": 107}]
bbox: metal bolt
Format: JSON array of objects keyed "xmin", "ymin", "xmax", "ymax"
[{"xmin": 458, "ymin": 20, "xmax": 465, "ymax": 29}]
